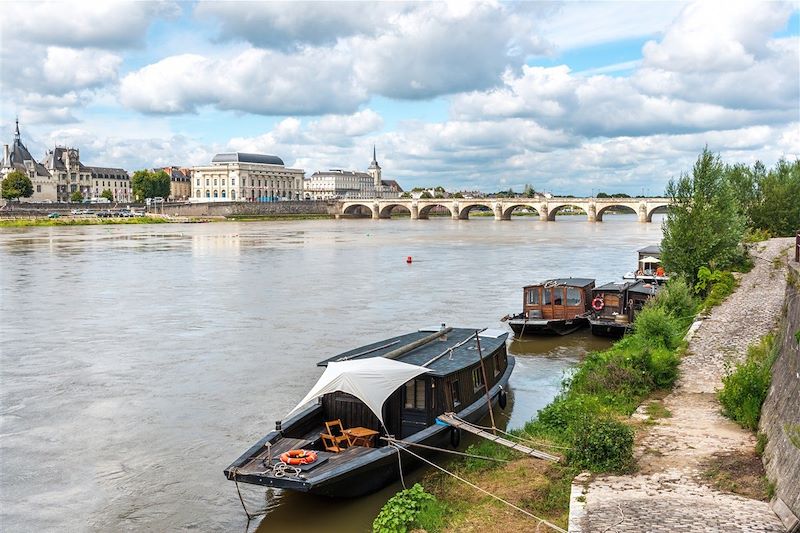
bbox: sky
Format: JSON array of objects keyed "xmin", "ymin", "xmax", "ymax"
[{"xmin": 0, "ymin": 1, "xmax": 798, "ymax": 195}]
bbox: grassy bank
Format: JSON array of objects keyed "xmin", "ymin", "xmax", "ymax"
[
  {"xmin": 0, "ymin": 217, "xmax": 171, "ymax": 227},
  {"xmin": 373, "ymin": 279, "xmax": 701, "ymax": 533}
]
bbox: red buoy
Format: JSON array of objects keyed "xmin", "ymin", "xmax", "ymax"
[{"xmin": 406, "ymin": 256, "xmax": 413, "ymax": 263}]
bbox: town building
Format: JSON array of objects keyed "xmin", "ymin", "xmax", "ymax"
[
  {"xmin": 87, "ymin": 166, "xmax": 131, "ymax": 202},
  {"xmin": 157, "ymin": 166, "xmax": 192, "ymax": 201},
  {"xmin": 303, "ymin": 147, "xmax": 402, "ymax": 199},
  {"xmin": 1, "ymin": 119, "xmax": 57, "ymax": 202},
  {"xmin": 191, "ymin": 152, "xmax": 304, "ymax": 202}
]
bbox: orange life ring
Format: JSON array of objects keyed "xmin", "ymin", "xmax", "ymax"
[
  {"xmin": 592, "ymin": 297, "xmax": 604, "ymax": 311},
  {"xmin": 279, "ymin": 449, "xmax": 318, "ymax": 465}
]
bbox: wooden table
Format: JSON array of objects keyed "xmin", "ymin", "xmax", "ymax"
[{"xmin": 343, "ymin": 427, "xmax": 379, "ymax": 447}]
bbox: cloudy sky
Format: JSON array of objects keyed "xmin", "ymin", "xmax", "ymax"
[{"xmin": 0, "ymin": 1, "xmax": 797, "ymax": 195}]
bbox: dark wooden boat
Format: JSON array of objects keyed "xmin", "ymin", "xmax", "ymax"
[
  {"xmin": 224, "ymin": 326, "xmax": 513, "ymax": 498},
  {"xmin": 504, "ymin": 278, "xmax": 595, "ymax": 336},
  {"xmin": 589, "ymin": 280, "xmax": 660, "ymax": 338}
]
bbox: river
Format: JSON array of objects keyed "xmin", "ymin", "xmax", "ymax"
[{"xmin": 0, "ymin": 214, "xmax": 664, "ymax": 532}]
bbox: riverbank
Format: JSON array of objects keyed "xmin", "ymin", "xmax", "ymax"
[
  {"xmin": 0, "ymin": 216, "xmax": 172, "ymax": 227},
  {"xmin": 571, "ymin": 238, "xmax": 792, "ymax": 532}
]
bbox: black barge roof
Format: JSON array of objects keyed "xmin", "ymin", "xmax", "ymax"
[
  {"xmin": 627, "ymin": 280, "xmax": 661, "ymax": 295},
  {"xmin": 317, "ymin": 328, "xmax": 507, "ymax": 377},
  {"xmin": 524, "ymin": 277, "xmax": 595, "ymax": 288},
  {"xmin": 637, "ymin": 245, "xmax": 662, "ymax": 255},
  {"xmin": 594, "ymin": 281, "xmax": 634, "ymax": 292}
]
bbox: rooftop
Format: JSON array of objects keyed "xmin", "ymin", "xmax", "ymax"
[
  {"xmin": 317, "ymin": 327, "xmax": 507, "ymax": 377},
  {"xmin": 211, "ymin": 152, "xmax": 285, "ymax": 166},
  {"xmin": 524, "ymin": 278, "xmax": 595, "ymax": 289}
]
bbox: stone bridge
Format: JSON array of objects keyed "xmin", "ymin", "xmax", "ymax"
[{"xmin": 336, "ymin": 197, "xmax": 671, "ymax": 222}]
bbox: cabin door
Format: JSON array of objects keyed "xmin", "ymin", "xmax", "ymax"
[
  {"xmin": 400, "ymin": 378, "xmax": 429, "ymax": 438},
  {"xmin": 545, "ymin": 286, "xmax": 566, "ymax": 319}
]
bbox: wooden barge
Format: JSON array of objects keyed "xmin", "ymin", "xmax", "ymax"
[
  {"xmin": 224, "ymin": 326, "xmax": 513, "ymax": 498},
  {"xmin": 589, "ymin": 280, "xmax": 660, "ymax": 338},
  {"xmin": 505, "ymin": 278, "xmax": 595, "ymax": 336},
  {"xmin": 623, "ymin": 245, "xmax": 669, "ymax": 282}
]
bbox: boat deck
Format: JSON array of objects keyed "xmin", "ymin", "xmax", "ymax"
[{"xmin": 236, "ymin": 437, "xmax": 377, "ymax": 480}]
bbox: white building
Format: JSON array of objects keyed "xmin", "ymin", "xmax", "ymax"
[
  {"xmin": 191, "ymin": 152, "xmax": 304, "ymax": 202},
  {"xmin": 87, "ymin": 166, "xmax": 131, "ymax": 202},
  {"xmin": 304, "ymin": 147, "xmax": 402, "ymax": 199}
]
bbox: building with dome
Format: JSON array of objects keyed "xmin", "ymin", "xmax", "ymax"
[{"xmin": 191, "ymin": 152, "xmax": 305, "ymax": 202}]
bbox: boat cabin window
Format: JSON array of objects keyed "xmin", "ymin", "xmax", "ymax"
[
  {"xmin": 566, "ymin": 287, "xmax": 581, "ymax": 306},
  {"xmin": 545, "ymin": 288, "xmax": 563, "ymax": 305},
  {"xmin": 472, "ymin": 367, "xmax": 484, "ymax": 392},
  {"xmin": 450, "ymin": 380, "xmax": 461, "ymax": 408},
  {"xmin": 526, "ymin": 288, "xmax": 539, "ymax": 305},
  {"xmin": 493, "ymin": 352, "xmax": 502, "ymax": 377},
  {"xmin": 404, "ymin": 379, "xmax": 426, "ymax": 410}
]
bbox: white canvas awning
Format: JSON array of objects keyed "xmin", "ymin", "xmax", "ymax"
[
  {"xmin": 285, "ymin": 358, "xmax": 431, "ymax": 427},
  {"xmin": 639, "ymin": 256, "xmax": 661, "ymax": 263}
]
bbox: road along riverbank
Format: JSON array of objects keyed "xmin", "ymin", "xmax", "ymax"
[{"xmin": 569, "ymin": 238, "xmax": 794, "ymax": 532}]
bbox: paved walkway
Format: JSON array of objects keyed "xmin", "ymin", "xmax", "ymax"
[{"xmin": 570, "ymin": 238, "xmax": 793, "ymax": 532}]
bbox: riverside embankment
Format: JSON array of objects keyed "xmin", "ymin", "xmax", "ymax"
[{"xmin": 569, "ymin": 238, "xmax": 795, "ymax": 532}]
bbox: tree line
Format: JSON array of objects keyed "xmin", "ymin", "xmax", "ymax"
[{"xmin": 662, "ymin": 148, "xmax": 799, "ymax": 286}]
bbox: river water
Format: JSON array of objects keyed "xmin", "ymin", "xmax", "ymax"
[{"xmin": 0, "ymin": 214, "xmax": 664, "ymax": 532}]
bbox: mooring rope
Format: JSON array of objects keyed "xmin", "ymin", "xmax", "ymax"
[
  {"xmin": 381, "ymin": 437, "xmax": 511, "ymax": 463},
  {"xmin": 394, "ymin": 445, "xmax": 567, "ymax": 533},
  {"xmin": 389, "ymin": 442, "xmax": 407, "ymax": 490},
  {"xmin": 231, "ymin": 468, "xmax": 268, "ymax": 521}
]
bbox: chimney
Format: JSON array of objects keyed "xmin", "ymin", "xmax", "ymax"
[{"xmin": 3, "ymin": 144, "xmax": 9, "ymax": 167}]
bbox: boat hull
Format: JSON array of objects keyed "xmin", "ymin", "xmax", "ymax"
[
  {"xmin": 589, "ymin": 319, "xmax": 630, "ymax": 339},
  {"xmin": 225, "ymin": 356, "xmax": 516, "ymax": 498},
  {"xmin": 508, "ymin": 317, "xmax": 587, "ymax": 336}
]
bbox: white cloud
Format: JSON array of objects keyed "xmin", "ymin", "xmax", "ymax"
[
  {"xmin": 0, "ymin": 1, "xmax": 179, "ymax": 49},
  {"xmin": 119, "ymin": 48, "xmax": 367, "ymax": 115}
]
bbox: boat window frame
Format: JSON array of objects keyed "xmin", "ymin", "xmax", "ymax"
[
  {"xmin": 472, "ymin": 367, "xmax": 484, "ymax": 393},
  {"xmin": 526, "ymin": 288, "xmax": 540, "ymax": 305},
  {"xmin": 566, "ymin": 287, "xmax": 582, "ymax": 306},
  {"xmin": 551, "ymin": 287, "xmax": 564, "ymax": 306},
  {"xmin": 493, "ymin": 351, "xmax": 502, "ymax": 377},
  {"xmin": 404, "ymin": 379, "xmax": 426, "ymax": 410},
  {"xmin": 450, "ymin": 380, "xmax": 461, "ymax": 409}
]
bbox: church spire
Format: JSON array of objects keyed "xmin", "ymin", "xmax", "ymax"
[
  {"xmin": 14, "ymin": 117, "xmax": 20, "ymax": 143},
  {"xmin": 372, "ymin": 144, "xmax": 376, "ymax": 164}
]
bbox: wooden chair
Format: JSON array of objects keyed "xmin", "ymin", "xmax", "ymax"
[{"xmin": 320, "ymin": 419, "xmax": 352, "ymax": 453}]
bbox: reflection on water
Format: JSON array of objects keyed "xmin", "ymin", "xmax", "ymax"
[{"xmin": 0, "ymin": 215, "xmax": 663, "ymax": 531}]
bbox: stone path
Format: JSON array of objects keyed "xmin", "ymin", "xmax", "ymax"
[{"xmin": 569, "ymin": 238, "xmax": 793, "ymax": 533}]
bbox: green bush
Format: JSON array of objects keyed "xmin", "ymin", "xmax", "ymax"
[
  {"xmin": 373, "ymin": 483, "xmax": 443, "ymax": 533},
  {"xmin": 743, "ymin": 228, "xmax": 771, "ymax": 243},
  {"xmin": 648, "ymin": 346, "xmax": 680, "ymax": 389},
  {"xmin": 633, "ymin": 306, "xmax": 680, "ymax": 349},
  {"xmin": 568, "ymin": 415, "xmax": 634, "ymax": 472},
  {"xmin": 718, "ymin": 334, "xmax": 777, "ymax": 431},
  {"xmin": 651, "ymin": 278, "xmax": 697, "ymax": 322}
]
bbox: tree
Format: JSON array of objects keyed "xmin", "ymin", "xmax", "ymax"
[
  {"xmin": 452, "ymin": 192, "xmax": 464, "ymax": 198},
  {"xmin": 748, "ymin": 159, "xmax": 800, "ymax": 237},
  {"xmin": 596, "ymin": 192, "xmax": 610, "ymax": 198},
  {"xmin": 1, "ymin": 170, "xmax": 34, "ymax": 201},
  {"xmin": 132, "ymin": 169, "xmax": 171, "ymax": 201},
  {"xmin": 101, "ymin": 189, "xmax": 114, "ymax": 202},
  {"xmin": 400, "ymin": 192, "xmax": 412, "ymax": 198},
  {"xmin": 661, "ymin": 148, "xmax": 746, "ymax": 285},
  {"xmin": 420, "ymin": 191, "xmax": 432, "ymax": 199},
  {"xmin": 70, "ymin": 190, "xmax": 84, "ymax": 203}
]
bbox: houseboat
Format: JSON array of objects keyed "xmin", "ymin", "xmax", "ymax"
[
  {"xmin": 589, "ymin": 280, "xmax": 661, "ymax": 338},
  {"xmin": 623, "ymin": 245, "xmax": 669, "ymax": 282},
  {"xmin": 224, "ymin": 326, "xmax": 513, "ymax": 498},
  {"xmin": 504, "ymin": 278, "xmax": 595, "ymax": 336}
]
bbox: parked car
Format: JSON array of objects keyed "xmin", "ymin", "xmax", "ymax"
[
  {"xmin": 48, "ymin": 212, "xmax": 60, "ymax": 219},
  {"xmin": 96, "ymin": 211, "xmax": 113, "ymax": 218}
]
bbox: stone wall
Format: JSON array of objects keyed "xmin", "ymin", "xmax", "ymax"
[
  {"xmin": 161, "ymin": 201, "xmax": 335, "ymax": 217},
  {"xmin": 760, "ymin": 259, "xmax": 800, "ymax": 531},
  {"xmin": 0, "ymin": 201, "xmax": 145, "ymax": 216}
]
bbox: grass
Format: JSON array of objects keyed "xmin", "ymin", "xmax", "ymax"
[
  {"xmin": 645, "ymin": 402, "xmax": 672, "ymax": 420},
  {"xmin": 699, "ymin": 451, "xmax": 772, "ymax": 501},
  {"xmin": 0, "ymin": 216, "xmax": 170, "ymax": 227},
  {"xmin": 718, "ymin": 333, "xmax": 778, "ymax": 431}
]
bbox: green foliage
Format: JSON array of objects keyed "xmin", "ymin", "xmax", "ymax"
[
  {"xmin": 461, "ymin": 439, "xmax": 515, "ymax": 472},
  {"xmin": 419, "ymin": 190, "xmax": 432, "ymax": 199},
  {"xmin": 70, "ymin": 190, "xmax": 84, "ymax": 202},
  {"xmin": 748, "ymin": 159, "xmax": 800, "ymax": 237},
  {"xmin": 743, "ymin": 228, "xmax": 771, "ymax": 243},
  {"xmin": 695, "ymin": 268, "xmax": 737, "ymax": 310},
  {"xmin": 719, "ymin": 334, "xmax": 777, "ymax": 431},
  {"xmin": 633, "ymin": 306, "xmax": 681, "ymax": 349},
  {"xmin": 131, "ymin": 169, "xmax": 171, "ymax": 201},
  {"xmin": 568, "ymin": 415, "xmax": 634, "ymax": 472},
  {"xmin": 1, "ymin": 170, "xmax": 34, "ymax": 200},
  {"xmin": 373, "ymin": 483, "xmax": 443, "ymax": 533},
  {"xmin": 101, "ymin": 189, "xmax": 114, "ymax": 201},
  {"xmin": 452, "ymin": 191, "xmax": 463, "ymax": 198},
  {"xmin": 650, "ymin": 277, "xmax": 698, "ymax": 323},
  {"xmin": 400, "ymin": 192, "xmax": 412, "ymax": 198},
  {"xmin": 755, "ymin": 432, "xmax": 767, "ymax": 456},
  {"xmin": 661, "ymin": 148, "xmax": 747, "ymax": 285}
]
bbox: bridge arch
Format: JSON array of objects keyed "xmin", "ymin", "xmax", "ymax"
[
  {"xmin": 418, "ymin": 203, "xmax": 453, "ymax": 219},
  {"xmin": 457, "ymin": 202, "xmax": 494, "ymax": 220},
  {"xmin": 342, "ymin": 203, "xmax": 374, "ymax": 218},
  {"xmin": 501, "ymin": 204, "xmax": 540, "ymax": 221},
  {"xmin": 547, "ymin": 204, "xmax": 588, "ymax": 221},
  {"xmin": 378, "ymin": 203, "xmax": 411, "ymax": 219},
  {"xmin": 596, "ymin": 204, "xmax": 638, "ymax": 222},
  {"xmin": 646, "ymin": 204, "xmax": 669, "ymax": 222}
]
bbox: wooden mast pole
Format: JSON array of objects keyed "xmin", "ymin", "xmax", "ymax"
[{"xmin": 475, "ymin": 330, "xmax": 496, "ymax": 434}]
